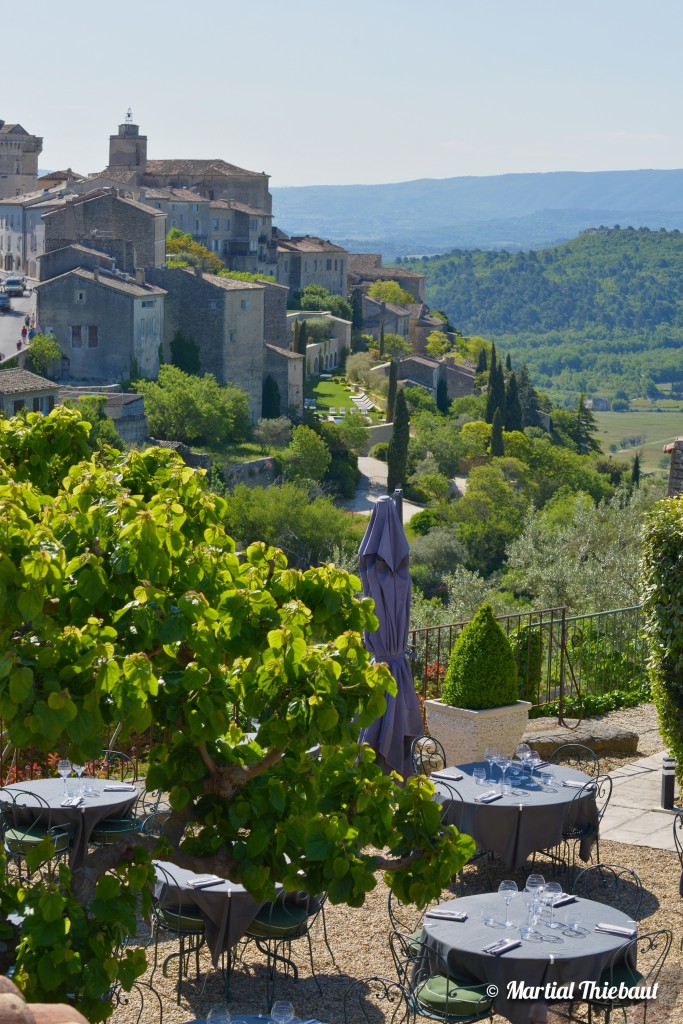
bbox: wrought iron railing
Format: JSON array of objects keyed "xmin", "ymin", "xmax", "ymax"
[{"xmin": 409, "ymin": 605, "xmax": 648, "ymax": 714}]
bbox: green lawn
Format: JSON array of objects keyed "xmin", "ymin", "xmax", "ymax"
[
  {"xmin": 307, "ymin": 376, "xmax": 353, "ymax": 411},
  {"xmin": 593, "ymin": 409, "xmax": 683, "ymax": 475}
]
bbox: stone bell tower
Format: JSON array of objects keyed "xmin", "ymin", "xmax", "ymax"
[
  {"xmin": 108, "ymin": 109, "xmax": 147, "ymax": 171},
  {"xmin": 0, "ymin": 120, "xmax": 43, "ymax": 198}
]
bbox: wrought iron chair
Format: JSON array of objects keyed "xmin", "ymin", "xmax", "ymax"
[
  {"xmin": 557, "ymin": 773, "xmax": 612, "ymax": 872},
  {"xmin": 90, "ymin": 789, "xmax": 163, "ymax": 847},
  {"xmin": 0, "ymin": 789, "xmax": 73, "ymax": 881},
  {"xmin": 150, "ymin": 861, "xmax": 206, "ymax": 1004},
  {"xmin": 243, "ymin": 889, "xmax": 327, "ymax": 1008},
  {"xmin": 411, "ymin": 736, "xmax": 447, "ymax": 777},
  {"xmin": 389, "ymin": 930, "xmax": 494, "ymax": 1023},
  {"xmin": 89, "ymin": 749, "xmax": 137, "ymax": 782},
  {"xmin": 585, "ymin": 928, "xmax": 672, "ymax": 1023},
  {"xmin": 387, "ymin": 889, "xmax": 433, "ymax": 959},
  {"xmin": 434, "ymin": 781, "xmax": 489, "ymax": 894},
  {"xmin": 549, "ymin": 743, "xmax": 600, "ymax": 777},
  {"xmin": 673, "ymin": 808, "xmax": 683, "ymax": 876},
  {"xmin": 571, "ymin": 863, "xmax": 643, "ymax": 919},
  {"xmin": 343, "ymin": 976, "xmax": 410, "ymax": 1024},
  {"xmin": 109, "ymin": 980, "xmax": 164, "ymax": 1024}
]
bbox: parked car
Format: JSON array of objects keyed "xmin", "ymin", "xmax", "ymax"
[
  {"xmin": 0, "ymin": 292, "xmax": 10, "ymax": 313},
  {"xmin": 4, "ymin": 275, "xmax": 25, "ymax": 297}
]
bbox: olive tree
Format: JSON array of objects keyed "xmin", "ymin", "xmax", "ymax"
[{"xmin": 0, "ymin": 408, "xmax": 473, "ymax": 1019}]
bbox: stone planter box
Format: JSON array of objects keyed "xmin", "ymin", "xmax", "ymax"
[{"xmin": 424, "ymin": 698, "xmax": 532, "ymax": 765}]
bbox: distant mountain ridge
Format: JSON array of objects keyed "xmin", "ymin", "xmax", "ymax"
[{"xmin": 271, "ymin": 169, "xmax": 683, "ymax": 256}]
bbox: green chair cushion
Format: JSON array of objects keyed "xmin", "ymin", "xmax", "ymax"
[
  {"xmin": 247, "ymin": 902, "xmax": 310, "ymax": 938},
  {"xmin": 408, "ymin": 929, "xmax": 422, "ymax": 958},
  {"xmin": 5, "ymin": 826, "xmax": 70, "ymax": 856},
  {"xmin": 91, "ymin": 818, "xmax": 142, "ymax": 844},
  {"xmin": 593, "ymin": 963, "xmax": 645, "ymax": 1003},
  {"xmin": 416, "ymin": 973, "xmax": 493, "ymax": 1019},
  {"xmin": 156, "ymin": 905, "xmax": 205, "ymax": 932}
]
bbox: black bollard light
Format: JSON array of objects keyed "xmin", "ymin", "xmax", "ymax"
[{"xmin": 661, "ymin": 755, "xmax": 676, "ymax": 810}]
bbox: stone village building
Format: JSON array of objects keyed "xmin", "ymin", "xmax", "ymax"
[
  {"xmin": 0, "ymin": 368, "xmax": 58, "ymax": 415},
  {"xmin": 0, "ymin": 121, "xmax": 43, "ymax": 200}
]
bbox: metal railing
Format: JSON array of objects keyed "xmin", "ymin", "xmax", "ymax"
[{"xmin": 409, "ymin": 605, "xmax": 648, "ymax": 716}]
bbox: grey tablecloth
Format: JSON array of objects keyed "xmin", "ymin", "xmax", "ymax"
[
  {"xmin": 434, "ymin": 762, "xmax": 598, "ymax": 869},
  {"xmin": 154, "ymin": 860, "xmax": 279, "ymax": 967},
  {"xmin": 0, "ymin": 778, "xmax": 138, "ymax": 868},
  {"xmin": 421, "ymin": 893, "xmax": 635, "ymax": 1024}
]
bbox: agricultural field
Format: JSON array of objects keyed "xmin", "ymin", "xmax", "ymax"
[{"xmin": 593, "ymin": 408, "xmax": 683, "ymax": 476}]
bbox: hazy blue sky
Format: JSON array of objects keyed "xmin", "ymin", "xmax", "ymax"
[{"xmin": 7, "ymin": 0, "xmax": 682, "ymax": 187}]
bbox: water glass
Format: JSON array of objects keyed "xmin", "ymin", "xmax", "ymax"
[
  {"xmin": 480, "ymin": 903, "xmax": 498, "ymax": 928},
  {"xmin": 539, "ymin": 770, "xmax": 555, "ymax": 790},
  {"xmin": 473, "ymin": 767, "xmax": 487, "ymax": 786},
  {"xmin": 564, "ymin": 911, "xmax": 584, "ymax": 935},
  {"xmin": 500, "ymin": 778, "xmax": 512, "ymax": 796}
]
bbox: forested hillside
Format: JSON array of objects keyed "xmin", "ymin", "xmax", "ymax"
[{"xmin": 400, "ymin": 227, "xmax": 683, "ymax": 399}]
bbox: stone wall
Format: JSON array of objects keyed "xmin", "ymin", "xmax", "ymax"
[
  {"xmin": 262, "ymin": 279, "xmax": 289, "ymax": 346},
  {"xmin": 264, "ymin": 344, "xmax": 304, "ymax": 418},
  {"xmin": 43, "ymin": 193, "xmax": 165, "ymax": 268},
  {"xmin": 147, "ymin": 267, "xmax": 265, "ymax": 421},
  {"xmin": 666, "ymin": 438, "xmax": 683, "ymax": 497},
  {"xmin": 38, "ymin": 245, "xmax": 114, "ymax": 282},
  {"xmin": 443, "ymin": 361, "xmax": 475, "ymax": 400}
]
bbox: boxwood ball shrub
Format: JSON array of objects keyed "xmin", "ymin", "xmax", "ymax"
[{"xmin": 442, "ymin": 603, "xmax": 518, "ymax": 710}]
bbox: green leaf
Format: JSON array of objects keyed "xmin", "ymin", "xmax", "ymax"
[{"xmin": 9, "ymin": 667, "xmax": 33, "ymax": 703}]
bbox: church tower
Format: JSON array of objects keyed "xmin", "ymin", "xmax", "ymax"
[
  {"xmin": 0, "ymin": 120, "xmax": 43, "ymax": 198},
  {"xmin": 108, "ymin": 109, "xmax": 147, "ymax": 171}
]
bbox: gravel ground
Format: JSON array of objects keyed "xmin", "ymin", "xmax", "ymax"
[{"xmin": 112, "ymin": 705, "xmax": 683, "ymax": 1024}]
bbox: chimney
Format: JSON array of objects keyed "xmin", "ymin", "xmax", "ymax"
[
  {"xmin": 194, "ymin": 265, "xmax": 203, "ymax": 279},
  {"xmin": 135, "ymin": 269, "xmax": 145, "ymax": 286},
  {"xmin": 93, "ymin": 266, "xmax": 99, "ymax": 283}
]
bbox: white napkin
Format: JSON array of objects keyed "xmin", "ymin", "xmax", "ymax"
[
  {"xmin": 595, "ymin": 922, "xmax": 637, "ymax": 937},
  {"xmin": 475, "ymin": 790, "xmax": 502, "ymax": 804},
  {"xmin": 562, "ymin": 779, "xmax": 592, "ymax": 790},
  {"xmin": 60, "ymin": 796, "xmax": 84, "ymax": 807},
  {"xmin": 425, "ymin": 909, "xmax": 468, "ymax": 921},
  {"xmin": 552, "ymin": 894, "xmax": 577, "ymax": 907},
  {"xmin": 187, "ymin": 875, "xmax": 224, "ymax": 889},
  {"xmin": 482, "ymin": 937, "xmax": 521, "ymax": 955},
  {"xmin": 523, "ymin": 760, "xmax": 549, "ymax": 770},
  {"xmin": 103, "ymin": 783, "xmax": 137, "ymax": 791},
  {"xmin": 430, "ymin": 768, "xmax": 464, "ymax": 782}
]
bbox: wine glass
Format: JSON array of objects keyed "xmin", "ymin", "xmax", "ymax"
[
  {"xmin": 207, "ymin": 1007, "xmax": 230, "ymax": 1024},
  {"xmin": 525, "ymin": 873, "xmax": 545, "ymax": 899},
  {"xmin": 72, "ymin": 762, "xmax": 86, "ymax": 795},
  {"xmin": 271, "ymin": 1002, "xmax": 294, "ymax": 1024},
  {"xmin": 57, "ymin": 759, "xmax": 72, "ymax": 797},
  {"xmin": 483, "ymin": 747, "xmax": 498, "ymax": 781},
  {"xmin": 498, "ymin": 879, "xmax": 518, "ymax": 928},
  {"xmin": 543, "ymin": 881, "xmax": 563, "ymax": 929},
  {"xmin": 515, "ymin": 742, "xmax": 531, "ymax": 762},
  {"xmin": 526, "ymin": 750, "xmax": 542, "ymax": 781},
  {"xmin": 497, "ymin": 754, "xmax": 511, "ymax": 785}
]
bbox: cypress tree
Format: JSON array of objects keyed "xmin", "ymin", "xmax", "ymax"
[
  {"xmin": 505, "ymin": 352, "xmax": 512, "ymax": 372},
  {"xmin": 291, "ymin": 320, "xmax": 300, "ymax": 353},
  {"xmin": 490, "ymin": 408, "xmax": 505, "ymax": 457},
  {"xmin": 476, "ymin": 348, "xmax": 488, "ymax": 374},
  {"xmin": 379, "ymin": 323, "xmax": 385, "ymax": 359},
  {"xmin": 387, "ymin": 389, "xmax": 409, "ymax": 493},
  {"xmin": 631, "ymin": 452, "xmax": 641, "ymax": 488},
  {"xmin": 297, "ymin": 320, "xmax": 308, "ymax": 355},
  {"xmin": 575, "ymin": 393, "xmax": 601, "ymax": 454},
  {"xmin": 505, "ymin": 371, "xmax": 523, "ymax": 432},
  {"xmin": 485, "ymin": 343, "xmax": 498, "ymax": 423},
  {"xmin": 262, "ymin": 375, "xmax": 281, "ymax": 419},
  {"xmin": 494, "ymin": 358, "xmax": 506, "ymax": 423},
  {"xmin": 351, "ymin": 288, "xmax": 363, "ymax": 331},
  {"xmin": 436, "ymin": 377, "xmax": 450, "ymax": 414},
  {"xmin": 386, "ymin": 358, "xmax": 398, "ymax": 423},
  {"xmin": 517, "ymin": 364, "xmax": 542, "ymax": 428}
]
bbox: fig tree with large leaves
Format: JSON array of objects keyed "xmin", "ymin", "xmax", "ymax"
[{"xmin": 0, "ymin": 408, "xmax": 474, "ymax": 1019}]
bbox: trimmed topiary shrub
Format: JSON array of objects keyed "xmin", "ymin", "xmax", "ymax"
[
  {"xmin": 641, "ymin": 498, "xmax": 683, "ymax": 789},
  {"xmin": 441, "ymin": 603, "xmax": 518, "ymax": 710},
  {"xmin": 369, "ymin": 441, "xmax": 389, "ymax": 461}
]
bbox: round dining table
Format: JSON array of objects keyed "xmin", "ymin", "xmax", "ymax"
[
  {"xmin": 420, "ymin": 892, "xmax": 636, "ymax": 1024},
  {"xmin": 432, "ymin": 761, "xmax": 599, "ymax": 869},
  {"xmin": 154, "ymin": 860, "xmax": 278, "ymax": 967},
  {"xmin": 0, "ymin": 777, "xmax": 139, "ymax": 868}
]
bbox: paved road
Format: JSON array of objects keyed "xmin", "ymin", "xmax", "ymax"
[
  {"xmin": 346, "ymin": 456, "xmax": 425, "ymax": 523},
  {"xmin": 0, "ymin": 285, "xmax": 36, "ymax": 365}
]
